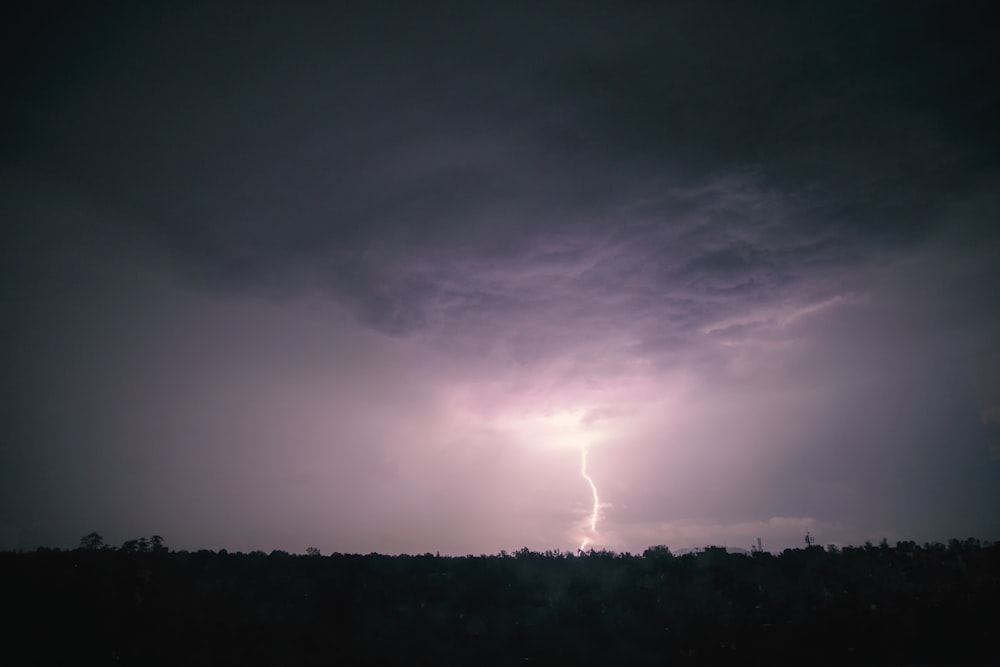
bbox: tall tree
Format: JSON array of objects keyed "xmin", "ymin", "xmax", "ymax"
[{"xmin": 79, "ymin": 532, "xmax": 104, "ymax": 550}]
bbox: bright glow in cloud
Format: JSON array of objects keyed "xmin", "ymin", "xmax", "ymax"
[{"xmin": 502, "ymin": 408, "xmax": 618, "ymax": 551}]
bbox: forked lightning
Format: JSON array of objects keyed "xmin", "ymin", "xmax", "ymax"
[{"xmin": 579, "ymin": 448, "xmax": 600, "ymax": 551}]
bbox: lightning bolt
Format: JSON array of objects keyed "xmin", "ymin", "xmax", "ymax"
[{"xmin": 579, "ymin": 447, "xmax": 600, "ymax": 551}]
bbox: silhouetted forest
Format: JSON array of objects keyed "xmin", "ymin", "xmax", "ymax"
[{"xmin": 5, "ymin": 535, "xmax": 998, "ymax": 665}]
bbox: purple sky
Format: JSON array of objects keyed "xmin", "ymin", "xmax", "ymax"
[{"xmin": 3, "ymin": 1, "xmax": 999, "ymax": 554}]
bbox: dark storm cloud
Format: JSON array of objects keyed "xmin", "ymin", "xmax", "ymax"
[
  {"xmin": 3, "ymin": 1, "xmax": 999, "ymax": 552},
  {"xmin": 10, "ymin": 2, "xmax": 996, "ymax": 315}
]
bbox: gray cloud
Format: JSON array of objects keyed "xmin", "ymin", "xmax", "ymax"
[{"xmin": 3, "ymin": 1, "xmax": 998, "ymax": 553}]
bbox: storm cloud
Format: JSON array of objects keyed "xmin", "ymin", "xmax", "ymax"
[{"xmin": 2, "ymin": 1, "xmax": 998, "ymax": 554}]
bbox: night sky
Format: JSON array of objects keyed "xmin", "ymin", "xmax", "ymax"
[{"xmin": 3, "ymin": 1, "xmax": 999, "ymax": 555}]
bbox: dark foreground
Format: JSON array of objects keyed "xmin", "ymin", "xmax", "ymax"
[{"xmin": 4, "ymin": 540, "xmax": 997, "ymax": 665}]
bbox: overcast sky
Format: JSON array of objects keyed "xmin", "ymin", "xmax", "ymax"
[{"xmin": 3, "ymin": 1, "xmax": 998, "ymax": 554}]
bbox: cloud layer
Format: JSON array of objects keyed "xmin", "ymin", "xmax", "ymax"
[{"xmin": 2, "ymin": 1, "xmax": 998, "ymax": 553}]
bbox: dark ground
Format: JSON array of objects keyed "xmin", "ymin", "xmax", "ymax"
[{"xmin": 4, "ymin": 538, "xmax": 997, "ymax": 665}]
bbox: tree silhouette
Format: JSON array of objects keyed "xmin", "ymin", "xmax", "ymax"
[
  {"xmin": 79, "ymin": 532, "xmax": 105, "ymax": 550},
  {"xmin": 642, "ymin": 544, "xmax": 673, "ymax": 559},
  {"xmin": 6, "ymin": 536, "xmax": 997, "ymax": 664}
]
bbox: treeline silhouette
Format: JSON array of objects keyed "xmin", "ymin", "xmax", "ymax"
[{"xmin": 4, "ymin": 535, "xmax": 997, "ymax": 665}]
